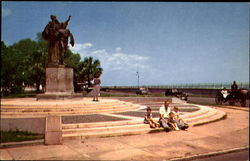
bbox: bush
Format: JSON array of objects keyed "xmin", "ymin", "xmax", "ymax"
[{"xmin": 0, "ymin": 130, "xmax": 44, "ymax": 143}]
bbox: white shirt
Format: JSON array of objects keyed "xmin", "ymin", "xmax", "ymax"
[
  {"xmin": 221, "ymin": 90, "xmax": 229, "ymax": 99},
  {"xmin": 159, "ymin": 105, "xmax": 171, "ymax": 118}
]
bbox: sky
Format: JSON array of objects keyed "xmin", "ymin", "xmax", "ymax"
[{"xmin": 1, "ymin": 2, "xmax": 249, "ymax": 86}]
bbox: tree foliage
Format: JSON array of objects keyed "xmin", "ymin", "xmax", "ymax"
[
  {"xmin": 1, "ymin": 41, "xmax": 21, "ymax": 94},
  {"xmin": 77, "ymin": 56, "xmax": 103, "ymax": 87},
  {"xmin": 1, "ymin": 33, "xmax": 103, "ymax": 95}
]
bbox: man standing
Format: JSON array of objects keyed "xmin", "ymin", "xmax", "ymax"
[
  {"xmin": 231, "ymin": 81, "xmax": 238, "ymax": 91},
  {"xmin": 231, "ymin": 81, "xmax": 238, "ymax": 98},
  {"xmin": 159, "ymin": 101, "xmax": 172, "ymax": 132}
]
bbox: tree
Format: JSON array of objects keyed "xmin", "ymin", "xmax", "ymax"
[
  {"xmin": 78, "ymin": 56, "xmax": 103, "ymax": 87},
  {"xmin": 1, "ymin": 39, "xmax": 38, "ymax": 94},
  {"xmin": 1, "ymin": 33, "xmax": 103, "ymax": 95},
  {"xmin": 1, "ymin": 41, "xmax": 19, "ymax": 94},
  {"xmin": 1, "ymin": 35, "xmax": 48, "ymax": 95},
  {"xmin": 31, "ymin": 33, "xmax": 48, "ymax": 91},
  {"xmin": 64, "ymin": 49, "xmax": 81, "ymax": 92},
  {"xmin": 10, "ymin": 38, "xmax": 47, "ymax": 92},
  {"xmin": 10, "ymin": 38, "xmax": 39, "ymax": 87}
]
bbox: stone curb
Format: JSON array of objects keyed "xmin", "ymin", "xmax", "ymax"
[
  {"xmin": 0, "ymin": 139, "xmax": 44, "ymax": 148},
  {"xmin": 169, "ymin": 146, "xmax": 249, "ymax": 161},
  {"xmin": 218, "ymin": 106, "xmax": 249, "ymax": 112},
  {"xmin": 192, "ymin": 111, "xmax": 227, "ymax": 127}
]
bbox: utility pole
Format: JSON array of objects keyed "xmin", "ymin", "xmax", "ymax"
[{"xmin": 136, "ymin": 71, "xmax": 139, "ymax": 89}]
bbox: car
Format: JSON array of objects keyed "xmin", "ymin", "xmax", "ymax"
[
  {"xmin": 136, "ymin": 88, "xmax": 149, "ymax": 95},
  {"xmin": 165, "ymin": 88, "xmax": 188, "ymax": 101},
  {"xmin": 179, "ymin": 93, "xmax": 188, "ymax": 101},
  {"xmin": 100, "ymin": 87, "xmax": 110, "ymax": 92}
]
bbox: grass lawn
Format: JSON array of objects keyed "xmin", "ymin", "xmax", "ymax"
[
  {"xmin": 1, "ymin": 91, "xmax": 37, "ymax": 98},
  {"xmin": 0, "ymin": 130, "xmax": 44, "ymax": 143}
]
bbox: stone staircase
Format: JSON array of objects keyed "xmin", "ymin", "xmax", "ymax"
[
  {"xmin": 0, "ymin": 98, "xmax": 142, "ymax": 118},
  {"xmin": 62, "ymin": 103, "xmax": 226, "ymax": 140},
  {"xmin": 183, "ymin": 105, "xmax": 226, "ymax": 125},
  {"xmin": 62, "ymin": 121, "xmax": 149, "ymax": 139},
  {"xmin": 1, "ymin": 98, "xmax": 227, "ymax": 139}
]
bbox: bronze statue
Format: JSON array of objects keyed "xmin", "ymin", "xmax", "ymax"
[{"xmin": 42, "ymin": 15, "xmax": 74, "ymax": 66}]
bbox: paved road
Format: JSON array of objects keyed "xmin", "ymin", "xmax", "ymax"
[
  {"xmin": 103, "ymin": 90, "xmax": 249, "ymax": 107},
  {"xmin": 192, "ymin": 149, "xmax": 249, "ymax": 161}
]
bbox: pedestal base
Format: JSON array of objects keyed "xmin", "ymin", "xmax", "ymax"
[
  {"xmin": 45, "ymin": 116, "xmax": 62, "ymax": 145},
  {"xmin": 45, "ymin": 66, "xmax": 74, "ymax": 94},
  {"xmin": 37, "ymin": 66, "xmax": 81, "ymax": 100}
]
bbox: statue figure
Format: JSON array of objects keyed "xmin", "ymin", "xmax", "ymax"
[{"xmin": 42, "ymin": 15, "xmax": 74, "ymax": 66}]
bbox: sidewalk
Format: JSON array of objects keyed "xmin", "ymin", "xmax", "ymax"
[{"xmin": 0, "ymin": 106, "xmax": 248, "ymax": 160}]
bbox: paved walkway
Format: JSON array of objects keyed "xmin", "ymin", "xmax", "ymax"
[{"xmin": 0, "ymin": 106, "xmax": 248, "ymax": 160}]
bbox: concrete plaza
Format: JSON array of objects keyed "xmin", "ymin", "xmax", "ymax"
[{"xmin": 0, "ymin": 106, "xmax": 248, "ymax": 160}]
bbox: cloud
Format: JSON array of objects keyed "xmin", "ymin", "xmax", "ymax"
[
  {"xmin": 69, "ymin": 43, "xmax": 93, "ymax": 53},
  {"xmin": 90, "ymin": 48, "xmax": 149, "ymax": 71},
  {"xmin": 115, "ymin": 47, "xmax": 121, "ymax": 52},
  {"xmin": 72, "ymin": 43, "xmax": 150, "ymax": 71},
  {"xmin": 2, "ymin": 8, "xmax": 12, "ymax": 17}
]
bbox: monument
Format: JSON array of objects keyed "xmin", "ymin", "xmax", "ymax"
[{"xmin": 37, "ymin": 15, "xmax": 77, "ymax": 99}]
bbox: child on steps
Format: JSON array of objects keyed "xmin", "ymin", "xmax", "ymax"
[{"xmin": 144, "ymin": 107, "xmax": 160, "ymax": 128}]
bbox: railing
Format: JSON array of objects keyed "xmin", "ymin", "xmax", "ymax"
[{"xmin": 102, "ymin": 82, "xmax": 249, "ymax": 90}]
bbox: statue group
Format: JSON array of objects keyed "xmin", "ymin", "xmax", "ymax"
[
  {"xmin": 42, "ymin": 15, "xmax": 74, "ymax": 66},
  {"xmin": 37, "ymin": 15, "xmax": 75, "ymax": 99}
]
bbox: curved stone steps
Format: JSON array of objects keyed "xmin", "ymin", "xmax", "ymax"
[
  {"xmin": 192, "ymin": 109, "xmax": 226, "ymax": 126},
  {"xmin": 0, "ymin": 107, "xmax": 140, "ymax": 117},
  {"xmin": 1, "ymin": 98, "xmax": 227, "ymax": 139},
  {"xmin": 0, "ymin": 104, "xmax": 140, "ymax": 112},
  {"xmin": 1, "ymin": 101, "xmax": 134, "ymax": 109},
  {"xmin": 61, "ymin": 107, "xmax": 208, "ymax": 131},
  {"xmin": 63, "ymin": 126, "xmax": 153, "ymax": 140},
  {"xmin": 61, "ymin": 105, "xmax": 226, "ymax": 139},
  {"xmin": 1, "ymin": 98, "xmax": 120, "ymax": 104},
  {"xmin": 137, "ymin": 102, "xmax": 164, "ymax": 107},
  {"xmin": 185, "ymin": 108, "xmax": 217, "ymax": 124},
  {"xmin": 1, "ymin": 100, "xmax": 143, "ymax": 117},
  {"xmin": 62, "ymin": 119, "xmax": 142, "ymax": 129},
  {"xmin": 181, "ymin": 107, "xmax": 209, "ymax": 119},
  {"xmin": 63, "ymin": 124, "xmax": 148, "ymax": 135}
]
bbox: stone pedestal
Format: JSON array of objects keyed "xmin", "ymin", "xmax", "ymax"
[
  {"xmin": 45, "ymin": 116, "xmax": 62, "ymax": 145},
  {"xmin": 45, "ymin": 66, "xmax": 74, "ymax": 94},
  {"xmin": 37, "ymin": 66, "xmax": 82, "ymax": 100}
]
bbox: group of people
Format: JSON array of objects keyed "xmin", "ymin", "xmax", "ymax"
[
  {"xmin": 144, "ymin": 101, "xmax": 189, "ymax": 132},
  {"xmin": 144, "ymin": 81, "xmax": 240, "ymax": 131},
  {"xmin": 220, "ymin": 81, "xmax": 238, "ymax": 101},
  {"xmin": 92, "ymin": 73, "xmax": 187, "ymax": 132}
]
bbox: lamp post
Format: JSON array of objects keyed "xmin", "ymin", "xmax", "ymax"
[{"xmin": 136, "ymin": 71, "xmax": 139, "ymax": 89}]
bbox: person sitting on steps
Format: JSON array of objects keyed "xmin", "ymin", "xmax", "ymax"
[
  {"xmin": 144, "ymin": 106, "xmax": 160, "ymax": 128},
  {"xmin": 159, "ymin": 101, "xmax": 172, "ymax": 132},
  {"xmin": 172, "ymin": 106, "xmax": 189, "ymax": 130},
  {"xmin": 167, "ymin": 112, "xmax": 180, "ymax": 131}
]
